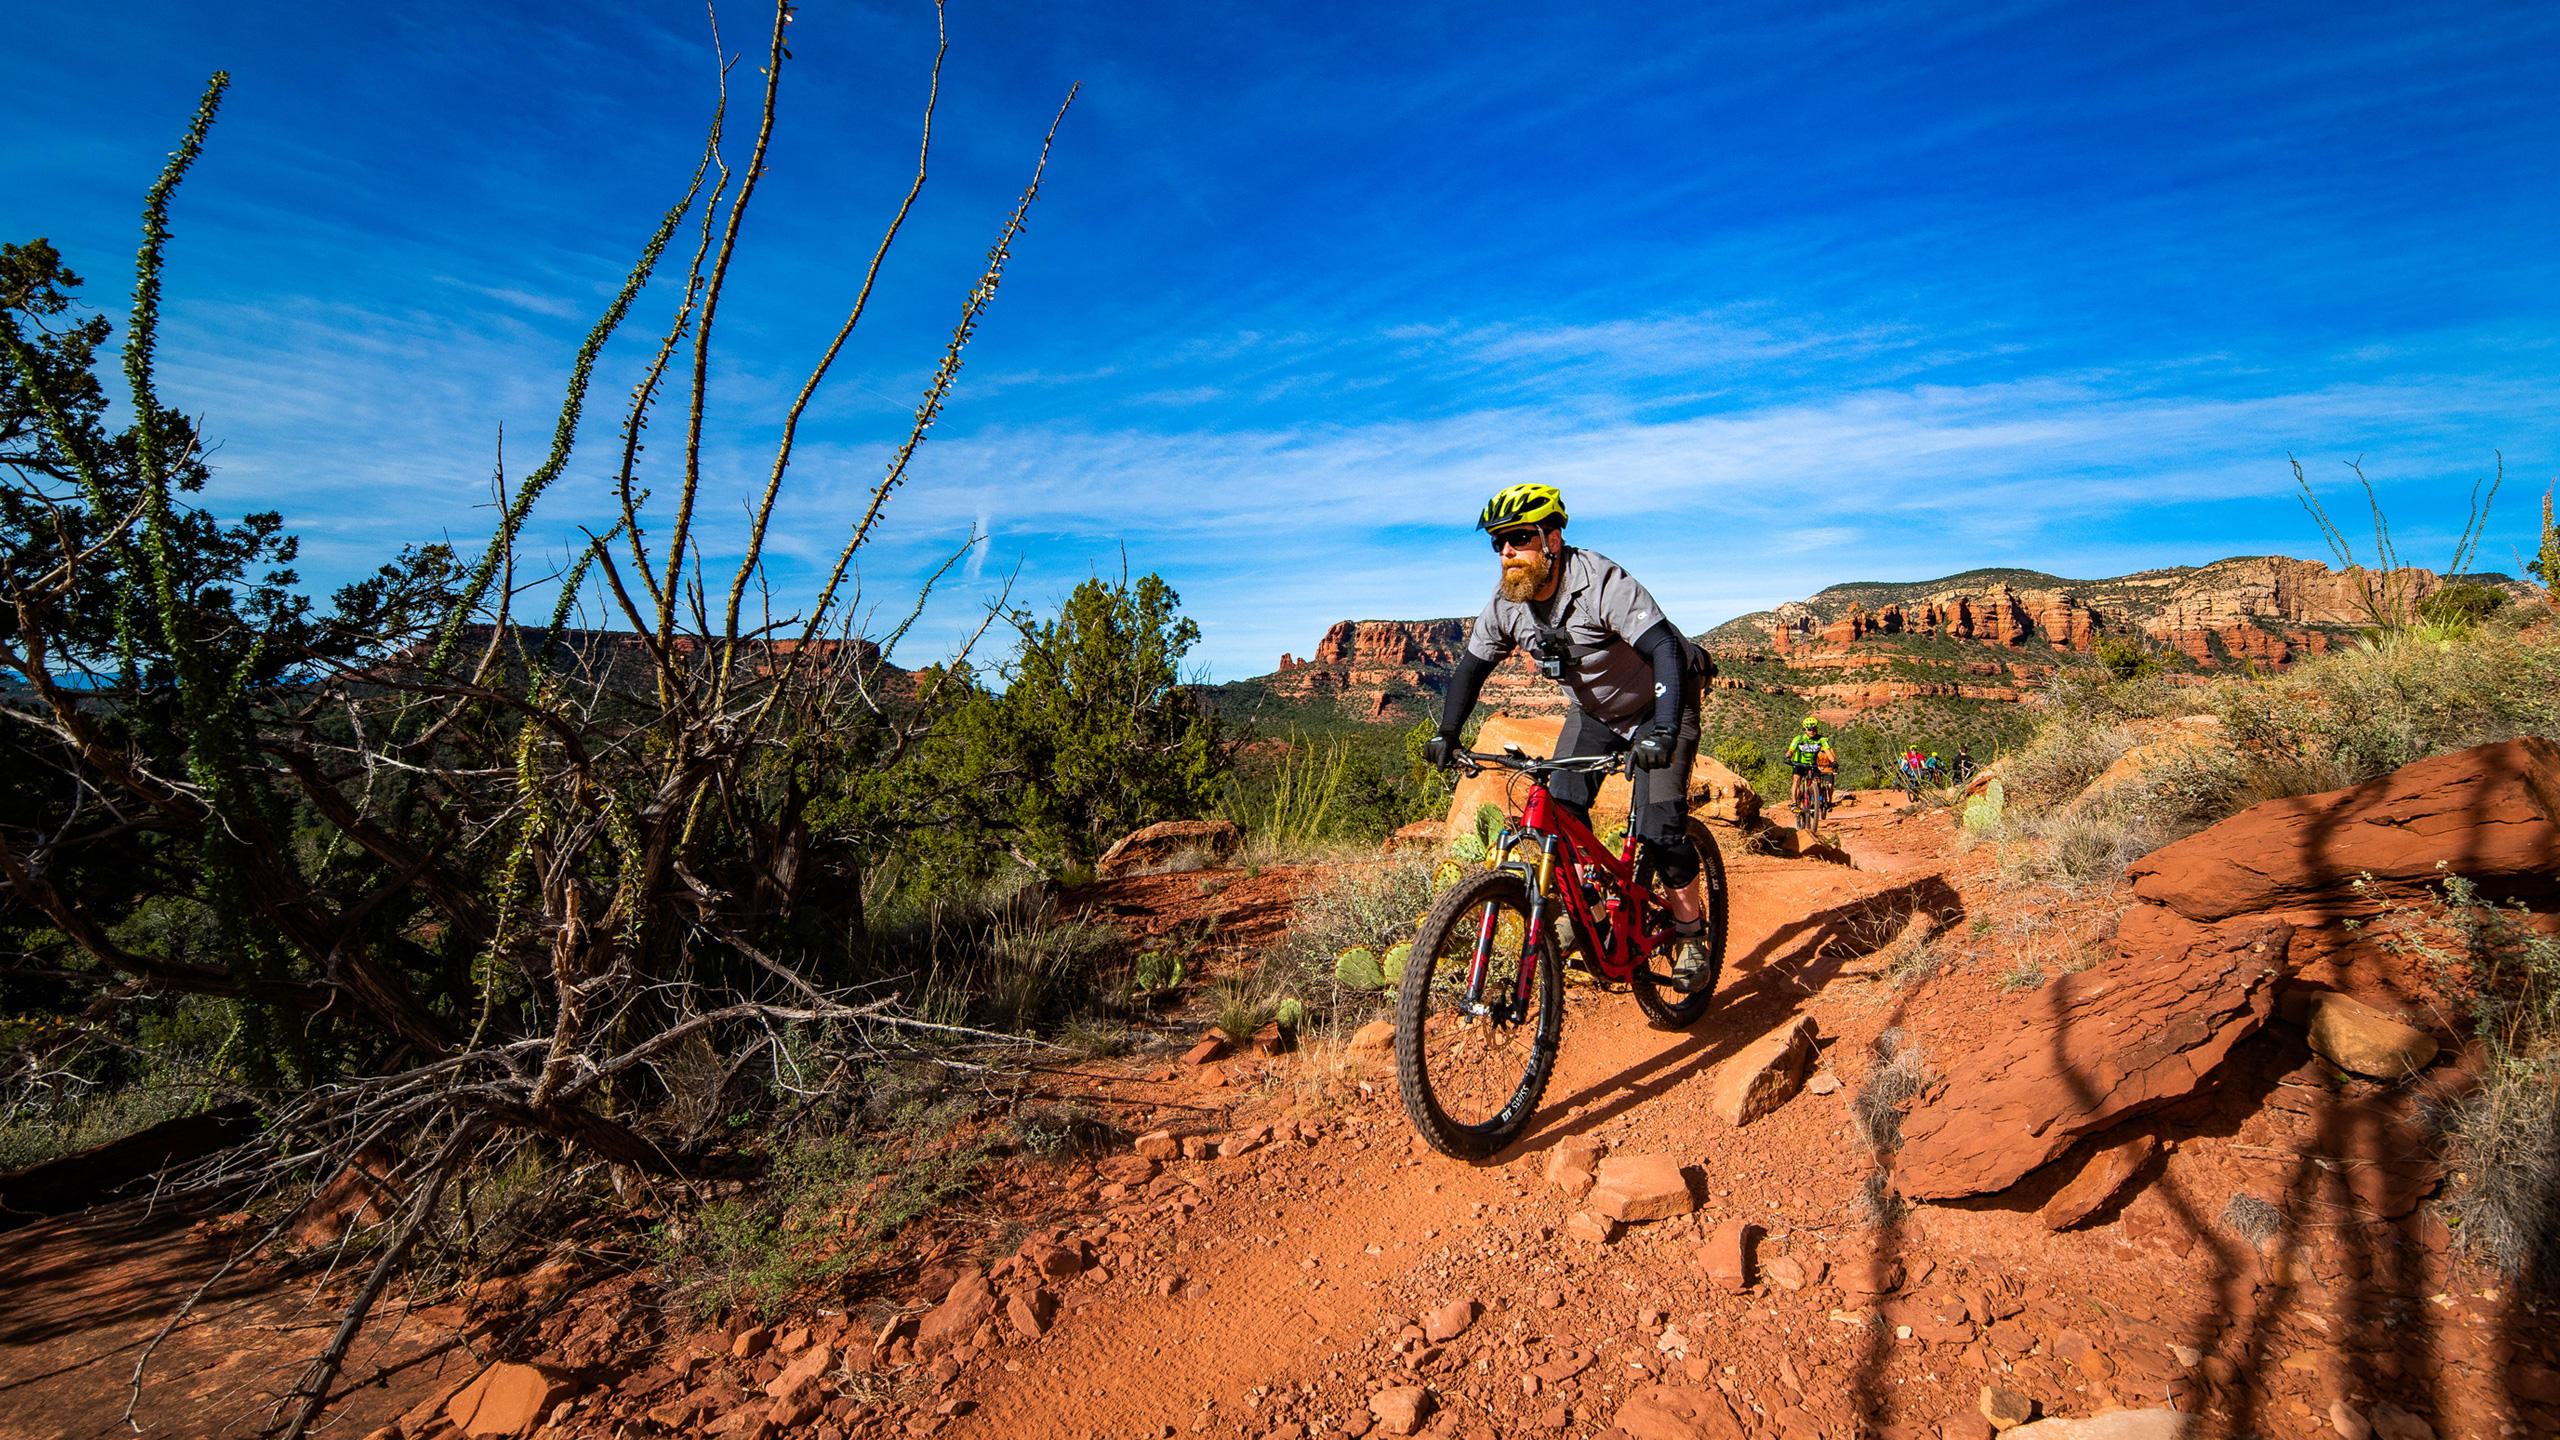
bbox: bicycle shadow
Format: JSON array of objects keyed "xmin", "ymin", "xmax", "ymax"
[{"xmin": 1492, "ymin": 870, "xmax": 1965, "ymax": 1161}]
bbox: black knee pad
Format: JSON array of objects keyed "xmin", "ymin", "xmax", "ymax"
[{"xmin": 1643, "ymin": 831, "xmax": 1700, "ymax": 888}]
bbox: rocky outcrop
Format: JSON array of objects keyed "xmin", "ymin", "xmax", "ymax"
[
  {"xmin": 1095, "ymin": 820, "xmax": 1244, "ymax": 879},
  {"xmin": 1250, "ymin": 617, "xmax": 1588, "ymax": 723},
  {"xmin": 1310, "ymin": 619, "xmax": 1469, "ymax": 669},
  {"xmin": 2126, "ymin": 737, "xmax": 2560, "ymax": 919},
  {"xmin": 1893, "ymin": 918, "xmax": 2288, "ymax": 1199},
  {"xmin": 1779, "ymin": 583, "xmax": 2105, "ymax": 653}
]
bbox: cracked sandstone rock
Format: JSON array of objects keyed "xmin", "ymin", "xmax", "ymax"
[
  {"xmin": 1893, "ymin": 918, "xmax": 2286, "ymax": 1199},
  {"xmin": 2126, "ymin": 736, "xmax": 2560, "ymax": 920}
]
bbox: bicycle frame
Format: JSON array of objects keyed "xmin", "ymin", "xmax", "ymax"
[{"xmin": 1469, "ymin": 767, "xmax": 1668, "ymax": 1008}]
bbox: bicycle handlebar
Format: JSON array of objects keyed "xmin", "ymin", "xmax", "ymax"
[{"xmin": 1446, "ymin": 746, "xmax": 1626, "ymax": 780}]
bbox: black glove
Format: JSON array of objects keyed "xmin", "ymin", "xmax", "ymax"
[
  {"xmin": 1631, "ymin": 727, "xmax": 1675, "ymax": 771},
  {"xmin": 1422, "ymin": 735, "xmax": 1457, "ymax": 770}
]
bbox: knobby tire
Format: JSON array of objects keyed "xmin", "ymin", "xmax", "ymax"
[
  {"xmin": 1395, "ymin": 869, "xmax": 1563, "ymax": 1160},
  {"xmin": 1630, "ymin": 818, "xmax": 1726, "ymax": 1028}
]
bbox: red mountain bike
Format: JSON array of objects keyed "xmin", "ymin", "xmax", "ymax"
[{"xmin": 1395, "ymin": 745, "xmax": 1730, "ymax": 1159}]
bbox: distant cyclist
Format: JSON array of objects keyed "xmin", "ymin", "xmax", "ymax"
[
  {"xmin": 1925, "ymin": 751, "xmax": 1945, "ymax": 784},
  {"xmin": 1954, "ymin": 746, "xmax": 1976, "ymax": 784},
  {"xmin": 1423, "ymin": 484, "xmax": 1720, "ymax": 992},
  {"xmin": 1785, "ymin": 717, "xmax": 1834, "ymax": 817}
]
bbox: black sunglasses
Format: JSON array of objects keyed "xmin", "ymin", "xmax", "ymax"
[{"xmin": 1489, "ymin": 527, "xmax": 1546, "ymax": 552}]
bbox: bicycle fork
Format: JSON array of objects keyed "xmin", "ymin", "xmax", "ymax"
[{"xmin": 1462, "ymin": 836, "xmax": 1556, "ymax": 1026}]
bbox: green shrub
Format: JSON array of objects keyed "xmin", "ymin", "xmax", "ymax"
[
  {"xmin": 1714, "ymin": 738, "xmax": 1776, "ymax": 796},
  {"xmin": 648, "ymin": 1099, "xmax": 987, "ymax": 1322},
  {"xmin": 2416, "ymin": 581, "xmax": 2507, "ymax": 632},
  {"xmin": 2093, "ymin": 636, "xmax": 2160, "ymax": 684},
  {"xmin": 2216, "ymin": 627, "xmax": 2560, "ymax": 789}
]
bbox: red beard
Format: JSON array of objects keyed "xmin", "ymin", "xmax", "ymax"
[{"xmin": 1500, "ymin": 550, "xmax": 1552, "ymax": 602}]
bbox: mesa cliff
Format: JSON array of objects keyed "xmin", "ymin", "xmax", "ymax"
[{"xmin": 1209, "ymin": 556, "xmax": 2540, "ymax": 727}]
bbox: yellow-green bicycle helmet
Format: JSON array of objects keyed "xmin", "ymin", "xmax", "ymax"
[{"xmin": 1477, "ymin": 483, "xmax": 1568, "ymax": 532}]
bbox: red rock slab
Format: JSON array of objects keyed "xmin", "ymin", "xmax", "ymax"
[
  {"xmin": 445, "ymin": 1362, "xmax": 570, "ymax": 1436},
  {"xmin": 2039, "ymin": 1134, "xmax": 2160, "ymax": 1230},
  {"xmin": 1614, "ymin": 1383, "xmax": 1751, "ymax": 1440},
  {"xmin": 1895, "ymin": 918, "xmax": 2286, "ymax": 1200},
  {"xmin": 1096, "ymin": 818, "xmax": 1243, "ymax": 878},
  {"xmin": 915, "ymin": 1272, "xmax": 998, "ymax": 1357},
  {"xmin": 1590, "ymin": 1153, "xmax": 1696, "ymax": 1222},
  {"xmin": 2126, "ymin": 736, "xmax": 2560, "ymax": 922},
  {"xmin": 1698, "ymin": 1219, "xmax": 1755, "ymax": 1290}
]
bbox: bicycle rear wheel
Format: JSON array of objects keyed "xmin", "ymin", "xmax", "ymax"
[
  {"xmin": 1394, "ymin": 869, "xmax": 1564, "ymax": 1159},
  {"xmin": 1631, "ymin": 819, "xmax": 1726, "ymax": 1029}
]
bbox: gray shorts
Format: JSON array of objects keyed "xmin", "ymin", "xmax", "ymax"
[{"xmin": 1546, "ymin": 676, "xmax": 1702, "ymax": 848}]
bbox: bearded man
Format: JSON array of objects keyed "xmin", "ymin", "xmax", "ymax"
[{"xmin": 1420, "ymin": 484, "xmax": 1717, "ymax": 991}]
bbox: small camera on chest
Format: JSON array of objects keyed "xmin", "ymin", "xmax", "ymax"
[{"xmin": 1528, "ymin": 630, "xmax": 1570, "ymax": 680}]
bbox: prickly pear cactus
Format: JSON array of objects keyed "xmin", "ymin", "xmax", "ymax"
[
  {"xmin": 1963, "ymin": 777, "xmax": 2007, "ymax": 834},
  {"xmin": 1381, "ymin": 942, "xmax": 1414, "ymax": 985},
  {"xmin": 1335, "ymin": 948, "xmax": 1384, "ymax": 990}
]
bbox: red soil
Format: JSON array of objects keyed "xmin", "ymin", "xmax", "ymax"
[{"xmin": 5, "ymin": 797, "xmax": 2553, "ymax": 1440}]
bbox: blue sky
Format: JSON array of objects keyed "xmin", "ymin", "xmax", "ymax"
[{"xmin": 6, "ymin": 0, "xmax": 2556, "ymax": 680}]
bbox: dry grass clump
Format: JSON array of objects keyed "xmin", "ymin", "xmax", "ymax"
[
  {"xmin": 1965, "ymin": 617, "xmax": 2560, "ymax": 893},
  {"xmin": 1851, "ymin": 1029, "xmax": 1925, "ymax": 1152},
  {"xmin": 2378, "ymin": 876, "xmax": 2560, "ymax": 1288},
  {"xmin": 2219, "ymin": 1193, "xmax": 2286, "ymax": 1245}
]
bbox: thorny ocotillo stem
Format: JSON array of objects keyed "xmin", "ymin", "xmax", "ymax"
[
  {"xmin": 796, "ymin": 83, "xmax": 1080, "ymax": 661},
  {"xmin": 658, "ymin": 0, "xmax": 793, "ymax": 650},
  {"xmin": 614, "ymin": 85, "xmax": 729, "ymax": 634},
  {"xmin": 717, "ymin": 0, "xmax": 948, "ymax": 701}
]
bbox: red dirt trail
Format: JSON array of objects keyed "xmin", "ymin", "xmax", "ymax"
[{"xmin": 3, "ymin": 796, "xmax": 2548, "ymax": 1440}]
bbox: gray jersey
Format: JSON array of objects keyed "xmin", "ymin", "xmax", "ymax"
[{"xmin": 1465, "ymin": 546, "xmax": 1675, "ymax": 730}]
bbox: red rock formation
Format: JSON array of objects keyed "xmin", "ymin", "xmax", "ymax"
[
  {"xmin": 1261, "ymin": 618, "xmax": 1476, "ymax": 719},
  {"xmin": 1893, "ymin": 917, "xmax": 2288, "ymax": 1199},
  {"xmin": 2138, "ymin": 557, "xmax": 2468, "ymax": 665},
  {"xmin": 2016, "ymin": 589, "xmax": 2102, "ymax": 651},
  {"xmin": 2127, "ymin": 736, "xmax": 2560, "ymax": 920},
  {"xmin": 1309, "ymin": 619, "xmax": 1469, "ymax": 669}
]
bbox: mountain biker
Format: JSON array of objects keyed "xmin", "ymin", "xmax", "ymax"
[
  {"xmin": 1422, "ymin": 484, "xmax": 1719, "ymax": 993},
  {"xmin": 1785, "ymin": 717, "xmax": 1833, "ymax": 814},
  {"xmin": 1925, "ymin": 751, "xmax": 1944, "ymax": 782},
  {"xmin": 1954, "ymin": 745, "xmax": 1975, "ymax": 782}
]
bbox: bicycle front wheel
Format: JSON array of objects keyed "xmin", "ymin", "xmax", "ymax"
[{"xmin": 1394, "ymin": 869, "xmax": 1564, "ymax": 1159}]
